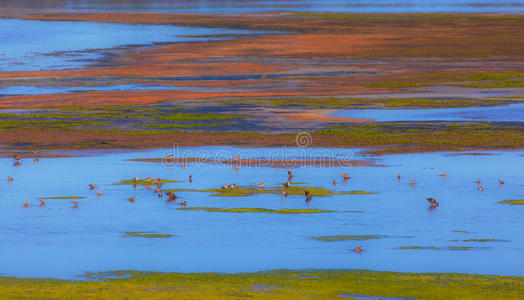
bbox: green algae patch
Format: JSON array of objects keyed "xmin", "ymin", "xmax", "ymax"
[
  {"xmin": 461, "ymin": 239, "xmax": 509, "ymax": 243},
  {"xmin": 177, "ymin": 207, "xmax": 335, "ymax": 214},
  {"xmin": 164, "ymin": 185, "xmax": 375, "ymax": 198},
  {"xmin": 115, "ymin": 178, "xmax": 183, "ymax": 186},
  {"xmin": 314, "ymin": 235, "xmax": 386, "ymax": 242},
  {"xmin": 499, "ymin": 200, "xmax": 524, "ymax": 205},
  {"xmin": 125, "ymin": 232, "xmax": 173, "ymax": 239},
  {"xmin": 41, "ymin": 196, "xmax": 86, "ymax": 200},
  {"xmin": 2, "ymin": 269, "xmax": 524, "ymax": 299}
]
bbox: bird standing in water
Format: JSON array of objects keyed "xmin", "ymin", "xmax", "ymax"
[
  {"xmin": 409, "ymin": 179, "xmax": 416, "ymax": 185},
  {"xmin": 354, "ymin": 246, "xmax": 363, "ymax": 253},
  {"xmin": 440, "ymin": 172, "xmax": 447, "ymax": 178},
  {"xmin": 7, "ymin": 176, "xmax": 13, "ymax": 182},
  {"xmin": 499, "ymin": 179, "xmax": 505, "ymax": 185},
  {"xmin": 258, "ymin": 183, "xmax": 266, "ymax": 187},
  {"xmin": 341, "ymin": 173, "xmax": 350, "ymax": 181},
  {"xmin": 426, "ymin": 197, "xmax": 439, "ymax": 209},
  {"xmin": 333, "ymin": 179, "xmax": 337, "ymax": 186},
  {"xmin": 478, "ymin": 186, "xmax": 484, "ymax": 192},
  {"xmin": 23, "ymin": 201, "xmax": 30, "ymax": 208},
  {"xmin": 88, "ymin": 184, "xmax": 96, "ymax": 189},
  {"xmin": 283, "ymin": 182, "xmax": 290, "ymax": 188},
  {"xmin": 128, "ymin": 196, "xmax": 136, "ymax": 203},
  {"xmin": 189, "ymin": 175, "xmax": 192, "ymax": 183}
]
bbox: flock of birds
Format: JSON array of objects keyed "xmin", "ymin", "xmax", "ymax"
[{"xmin": 5, "ymin": 154, "xmax": 508, "ymax": 252}]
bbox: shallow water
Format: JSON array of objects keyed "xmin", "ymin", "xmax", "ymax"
[
  {"xmin": 330, "ymin": 103, "xmax": 524, "ymax": 122},
  {"xmin": 0, "ymin": 18, "xmax": 254, "ymax": 72},
  {"xmin": 1, "ymin": 147, "xmax": 523, "ymax": 279},
  {"xmin": 1, "ymin": 0, "xmax": 523, "ymax": 13}
]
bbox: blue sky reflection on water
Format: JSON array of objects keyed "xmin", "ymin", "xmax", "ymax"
[
  {"xmin": 0, "ymin": 147, "xmax": 523, "ymax": 279},
  {"xmin": 0, "ymin": 18, "xmax": 254, "ymax": 72}
]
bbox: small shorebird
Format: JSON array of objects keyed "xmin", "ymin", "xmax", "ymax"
[
  {"xmin": 7, "ymin": 176, "xmax": 13, "ymax": 182},
  {"xmin": 33, "ymin": 158, "xmax": 39, "ymax": 163},
  {"xmin": 333, "ymin": 179, "xmax": 337, "ymax": 186},
  {"xmin": 498, "ymin": 179, "xmax": 504, "ymax": 185},
  {"xmin": 133, "ymin": 176, "xmax": 139, "ymax": 182},
  {"xmin": 38, "ymin": 198, "xmax": 46, "ymax": 205},
  {"xmin": 144, "ymin": 177, "xmax": 152, "ymax": 182},
  {"xmin": 341, "ymin": 173, "xmax": 350, "ymax": 180},
  {"xmin": 13, "ymin": 155, "xmax": 22, "ymax": 161},
  {"xmin": 165, "ymin": 192, "xmax": 177, "ymax": 200},
  {"xmin": 354, "ymin": 246, "xmax": 363, "ymax": 253},
  {"xmin": 88, "ymin": 184, "xmax": 96, "ymax": 189},
  {"xmin": 189, "ymin": 175, "xmax": 192, "ymax": 183},
  {"xmin": 305, "ymin": 190, "xmax": 312, "ymax": 198},
  {"xmin": 71, "ymin": 201, "xmax": 80, "ymax": 207},
  {"xmin": 227, "ymin": 183, "xmax": 237, "ymax": 189},
  {"xmin": 409, "ymin": 179, "xmax": 416, "ymax": 185},
  {"xmin": 440, "ymin": 172, "xmax": 447, "ymax": 178},
  {"xmin": 221, "ymin": 184, "xmax": 228, "ymax": 189},
  {"xmin": 95, "ymin": 190, "xmax": 103, "ymax": 197},
  {"xmin": 287, "ymin": 170, "xmax": 294, "ymax": 178},
  {"xmin": 283, "ymin": 182, "xmax": 290, "ymax": 188},
  {"xmin": 179, "ymin": 200, "xmax": 187, "ymax": 206},
  {"xmin": 154, "ymin": 178, "xmax": 161, "ymax": 183},
  {"xmin": 397, "ymin": 173, "xmax": 401, "ymax": 180},
  {"xmin": 281, "ymin": 191, "xmax": 288, "ymax": 200},
  {"xmin": 158, "ymin": 193, "xmax": 163, "ymax": 198},
  {"xmin": 128, "ymin": 196, "xmax": 136, "ymax": 203},
  {"xmin": 13, "ymin": 162, "xmax": 21, "ymax": 167},
  {"xmin": 476, "ymin": 179, "xmax": 481, "ymax": 185},
  {"xmin": 258, "ymin": 183, "xmax": 266, "ymax": 187},
  {"xmin": 426, "ymin": 198, "xmax": 439, "ymax": 207},
  {"xmin": 478, "ymin": 186, "xmax": 484, "ymax": 192},
  {"xmin": 23, "ymin": 201, "xmax": 30, "ymax": 208}
]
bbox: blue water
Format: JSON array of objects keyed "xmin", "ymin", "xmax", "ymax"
[
  {"xmin": 0, "ymin": 0, "xmax": 523, "ymax": 13},
  {"xmin": 330, "ymin": 103, "xmax": 524, "ymax": 122},
  {"xmin": 1, "ymin": 147, "xmax": 523, "ymax": 278},
  {"xmin": 0, "ymin": 18, "xmax": 254, "ymax": 72}
]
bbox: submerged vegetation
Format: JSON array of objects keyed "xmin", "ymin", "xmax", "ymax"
[
  {"xmin": 41, "ymin": 196, "xmax": 86, "ymax": 200},
  {"xmin": 177, "ymin": 207, "xmax": 335, "ymax": 214},
  {"xmin": 115, "ymin": 178, "xmax": 183, "ymax": 186},
  {"xmin": 314, "ymin": 235, "xmax": 386, "ymax": 242},
  {"xmin": 2, "ymin": 269, "xmax": 524, "ymax": 299}
]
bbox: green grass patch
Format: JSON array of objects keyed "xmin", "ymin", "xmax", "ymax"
[
  {"xmin": 115, "ymin": 178, "xmax": 183, "ymax": 186},
  {"xmin": 125, "ymin": 232, "xmax": 173, "ymax": 238},
  {"xmin": 2, "ymin": 269, "xmax": 524, "ymax": 299},
  {"xmin": 177, "ymin": 207, "xmax": 335, "ymax": 214},
  {"xmin": 314, "ymin": 235, "xmax": 386, "ymax": 242},
  {"xmin": 164, "ymin": 185, "xmax": 375, "ymax": 197},
  {"xmin": 498, "ymin": 200, "xmax": 524, "ymax": 205}
]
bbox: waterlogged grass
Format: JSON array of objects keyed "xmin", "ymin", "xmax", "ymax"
[
  {"xmin": 498, "ymin": 200, "xmax": 524, "ymax": 205},
  {"xmin": 461, "ymin": 239, "xmax": 508, "ymax": 243},
  {"xmin": 396, "ymin": 246, "xmax": 489, "ymax": 251},
  {"xmin": 222, "ymin": 97, "xmax": 506, "ymax": 109},
  {"xmin": 125, "ymin": 232, "xmax": 173, "ymax": 238},
  {"xmin": 177, "ymin": 207, "xmax": 335, "ymax": 214},
  {"xmin": 164, "ymin": 185, "xmax": 375, "ymax": 197},
  {"xmin": 41, "ymin": 196, "xmax": 86, "ymax": 200},
  {"xmin": 314, "ymin": 235, "xmax": 386, "ymax": 242},
  {"xmin": 2, "ymin": 269, "xmax": 524, "ymax": 299},
  {"xmin": 115, "ymin": 178, "xmax": 183, "ymax": 186}
]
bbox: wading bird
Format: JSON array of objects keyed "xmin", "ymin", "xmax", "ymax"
[
  {"xmin": 7, "ymin": 176, "xmax": 13, "ymax": 182},
  {"xmin": 13, "ymin": 162, "xmax": 21, "ymax": 167},
  {"xmin": 33, "ymin": 158, "xmax": 39, "ymax": 163},
  {"xmin": 128, "ymin": 196, "xmax": 136, "ymax": 203},
  {"xmin": 95, "ymin": 190, "xmax": 103, "ymax": 197},
  {"xmin": 158, "ymin": 193, "xmax": 163, "ymax": 198},
  {"xmin": 281, "ymin": 191, "xmax": 288, "ymax": 200},
  {"xmin": 221, "ymin": 184, "xmax": 228, "ymax": 189},
  {"xmin": 133, "ymin": 177, "xmax": 139, "ymax": 182},
  {"xmin": 341, "ymin": 173, "xmax": 350, "ymax": 180},
  {"xmin": 227, "ymin": 183, "xmax": 237, "ymax": 189},
  {"xmin": 233, "ymin": 166, "xmax": 240, "ymax": 171},
  {"xmin": 426, "ymin": 198, "xmax": 439, "ymax": 209},
  {"xmin": 23, "ymin": 202, "xmax": 30, "ymax": 208},
  {"xmin": 13, "ymin": 155, "xmax": 22, "ymax": 161},
  {"xmin": 189, "ymin": 175, "xmax": 192, "ymax": 183},
  {"xmin": 71, "ymin": 201, "xmax": 80, "ymax": 207},
  {"xmin": 38, "ymin": 198, "xmax": 45, "ymax": 205},
  {"xmin": 333, "ymin": 179, "xmax": 337, "ymax": 186},
  {"xmin": 409, "ymin": 179, "xmax": 416, "ymax": 185},
  {"xmin": 179, "ymin": 200, "xmax": 187, "ymax": 206},
  {"xmin": 476, "ymin": 179, "xmax": 481, "ymax": 185},
  {"xmin": 440, "ymin": 172, "xmax": 447, "ymax": 177},
  {"xmin": 287, "ymin": 170, "xmax": 294, "ymax": 178},
  {"xmin": 283, "ymin": 182, "xmax": 290, "ymax": 188},
  {"xmin": 354, "ymin": 246, "xmax": 363, "ymax": 253},
  {"xmin": 397, "ymin": 173, "xmax": 401, "ymax": 180},
  {"xmin": 258, "ymin": 183, "xmax": 266, "ymax": 187},
  {"xmin": 165, "ymin": 192, "xmax": 177, "ymax": 201},
  {"xmin": 499, "ymin": 179, "xmax": 505, "ymax": 185},
  {"xmin": 144, "ymin": 177, "xmax": 152, "ymax": 182},
  {"xmin": 88, "ymin": 184, "xmax": 96, "ymax": 189},
  {"xmin": 478, "ymin": 186, "xmax": 484, "ymax": 192}
]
